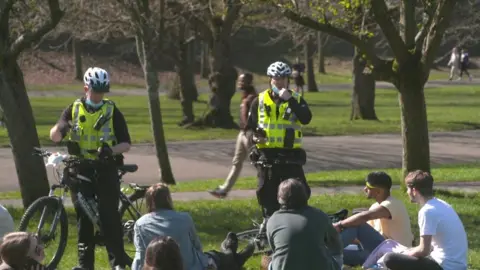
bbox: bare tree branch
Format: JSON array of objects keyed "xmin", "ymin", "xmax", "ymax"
[
  {"xmin": 423, "ymin": 0, "xmax": 457, "ymax": 71},
  {"xmin": 281, "ymin": 8, "xmax": 379, "ymax": 64},
  {"xmin": 9, "ymin": 0, "xmax": 64, "ymax": 59},
  {"xmin": 0, "ymin": 0, "xmax": 14, "ymax": 36},
  {"xmin": 370, "ymin": 0, "xmax": 409, "ymax": 62},
  {"xmin": 414, "ymin": 11, "xmax": 433, "ymax": 50}
]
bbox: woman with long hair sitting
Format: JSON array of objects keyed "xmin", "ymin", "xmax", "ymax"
[{"xmin": 143, "ymin": 236, "xmax": 184, "ymax": 270}]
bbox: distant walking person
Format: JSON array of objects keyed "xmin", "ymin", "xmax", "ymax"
[
  {"xmin": 460, "ymin": 48, "xmax": 472, "ymax": 81},
  {"xmin": 209, "ymin": 73, "xmax": 257, "ymax": 198},
  {"xmin": 447, "ymin": 47, "xmax": 460, "ymax": 81},
  {"xmin": 292, "ymin": 58, "xmax": 306, "ymax": 95}
]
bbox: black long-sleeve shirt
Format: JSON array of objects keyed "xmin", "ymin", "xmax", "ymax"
[
  {"xmin": 246, "ymin": 90, "xmax": 312, "ymax": 131},
  {"xmin": 246, "ymin": 90, "xmax": 312, "ymax": 157}
]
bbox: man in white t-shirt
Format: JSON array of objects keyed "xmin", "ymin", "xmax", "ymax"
[
  {"xmin": 384, "ymin": 170, "xmax": 468, "ymax": 270},
  {"xmin": 0, "ymin": 204, "xmax": 15, "ymax": 243},
  {"xmin": 332, "ymin": 172, "xmax": 413, "ymax": 266}
]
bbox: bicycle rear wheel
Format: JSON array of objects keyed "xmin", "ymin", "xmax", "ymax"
[
  {"xmin": 236, "ymin": 228, "xmax": 272, "ymax": 255},
  {"xmin": 118, "ymin": 189, "xmax": 147, "ymax": 265},
  {"xmin": 18, "ymin": 196, "xmax": 68, "ymax": 269}
]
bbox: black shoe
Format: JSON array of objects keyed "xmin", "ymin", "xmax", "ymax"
[
  {"xmin": 236, "ymin": 241, "xmax": 256, "ymax": 266},
  {"xmin": 221, "ymin": 232, "xmax": 238, "ymax": 254},
  {"xmin": 208, "ymin": 187, "xmax": 228, "ymax": 199},
  {"xmin": 72, "ymin": 267, "xmax": 88, "ymax": 270}
]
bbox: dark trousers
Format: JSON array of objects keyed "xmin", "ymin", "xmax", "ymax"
[
  {"xmin": 71, "ymin": 165, "xmax": 127, "ymax": 269},
  {"xmin": 256, "ymin": 164, "xmax": 311, "ymax": 218},
  {"xmin": 460, "ymin": 64, "xmax": 470, "ymax": 77},
  {"xmin": 383, "ymin": 252, "xmax": 443, "ymax": 270}
]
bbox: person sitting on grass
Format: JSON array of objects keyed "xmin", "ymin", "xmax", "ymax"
[
  {"xmin": 142, "ymin": 236, "xmax": 184, "ymax": 270},
  {"xmin": 0, "ymin": 232, "xmax": 47, "ymax": 270},
  {"xmin": 383, "ymin": 170, "xmax": 468, "ymax": 270},
  {"xmin": 266, "ymin": 178, "xmax": 343, "ymax": 270},
  {"xmin": 332, "ymin": 172, "xmax": 413, "ymax": 267},
  {"xmin": 0, "ymin": 204, "xmax": 14, "ymax": 244},
  {"xmin": 132, "ymin": 183, "xmax": 255, "ymax": 270}
]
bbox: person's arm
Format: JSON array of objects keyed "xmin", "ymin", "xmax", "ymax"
[
  {"xmin": 405, "ymin": 235, "xmax": 433, "ymax": 257},
  {"xmin": 132, "ymin": 224, "xmax": 147, "ymax": 270},
  {"xmin": 325, "ymin": 221, "xmax": 343, "ymax": 256},
  {"xmin": 266, "ymin": 216, "xmax": 276, "ymax": 252},
  {"xmin": 288, "ymin": 96, "xmax": 312, "ymax": 125},
  {"xmin": 246, "ymin": 97, "xmax": 259, "ymax": 131},
  {"xmin": 240, "ymin": 95, "xmax": 256, "ymax": 129},
  {"xmin": 333, "ymin": 205, "xmax": 391, "ymax": 232},
  {"xmin": 111, "ymin": 106, "xmax": 131, "ymax": 154},
  {"xmin": 187, "ymin": 215, "xmax": 204, "ymax": 252},
  {"xmin": 50, "ymin": 105, "xmax": 73, "ymax": 143},
  {"xmin": 405, "ymin": 208, "xmax": 436, "ymax": 257}
]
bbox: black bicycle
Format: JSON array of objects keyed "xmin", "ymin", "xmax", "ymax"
[
  {"xmin": 18, "ymin": 147, "xmax": 150, "ymax": 269},
  {"xmin": 236, "ymin": 209, "xmax": 350, "ymax": 255}
]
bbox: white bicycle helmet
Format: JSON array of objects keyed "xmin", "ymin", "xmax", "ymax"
[
  {"xmin": 267, "ymin": 61, "xmax": 292, "ymax": 77},
  {"xmin": 83, "ymin": 67, "xmax": 110, "ymax": 92}
]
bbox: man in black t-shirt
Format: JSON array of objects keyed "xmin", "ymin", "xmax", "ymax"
[{"xmin": 49, "ymin": 67, "xmax": 131, "ymax": 270}]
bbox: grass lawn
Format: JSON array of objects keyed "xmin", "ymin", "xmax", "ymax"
[
  {"xmin": 0, "ymin": 86, "xmax": 479, "ymax": 146},
  {"xmin": 1, "ymin": 163, "xmax": 479, "ymax": 200},
  {"xmin": 6, "ymin": 190, "xmax": 480, "ymax": 269}
]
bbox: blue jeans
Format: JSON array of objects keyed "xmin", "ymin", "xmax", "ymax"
[{"xmin": 341, "ymin": 223, "xmax": 385, "ymax": 266}]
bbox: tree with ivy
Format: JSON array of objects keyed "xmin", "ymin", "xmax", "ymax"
[{"xmin": 272, "ymin": 0, "xmax": 457, "ymax": 176}]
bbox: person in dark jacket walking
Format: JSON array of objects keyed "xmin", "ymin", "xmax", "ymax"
[{"xmin": 209, "ymin": 73, "xmax": 258, "ymax": 198}]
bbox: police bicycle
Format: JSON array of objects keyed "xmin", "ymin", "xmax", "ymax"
[{"xmin": 18, "ymin": 145, "xmax": 150, "ymax": 269}]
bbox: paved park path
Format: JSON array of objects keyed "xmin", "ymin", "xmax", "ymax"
[
  {"xmin": 1, "ymin": 130, "xmax": 480, "ymax": 207},
  {"xmin": 1, "ymin": 80, "xmax": 478, "ymax": 206}
]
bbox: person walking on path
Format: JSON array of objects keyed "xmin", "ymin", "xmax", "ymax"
[{"xmin": 209, "ymin": 73, "xmax": 258, "ymax": 198}]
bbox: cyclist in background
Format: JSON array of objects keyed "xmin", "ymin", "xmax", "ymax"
[
  {"xmin": 49, "ymin": 67, "xmax": 132, "ymax": 270},
  {"xmin": 246, "ymin": 61, "xmax": 312, "ymax": 234}
]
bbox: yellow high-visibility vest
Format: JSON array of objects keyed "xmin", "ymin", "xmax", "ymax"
[
  {"xmin": 256, "ymin": 90, "xmax": 303, "ymax": 149},
  {"xmin": 69, "ymin": 99, "xmax": 116, "ymax": 159}
]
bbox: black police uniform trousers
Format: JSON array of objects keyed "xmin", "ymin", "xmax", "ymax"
[
  {"xmin": 71, "ymin": 162, "xmax": 127, "ymax": 269},
  {"xmin": 256, "ymin": 163, "xmax": 311, "ymax": 218}
]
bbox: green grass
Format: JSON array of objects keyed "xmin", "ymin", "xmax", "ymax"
[
  {"xmin": 23, "ymin": 68, "xmax": 478, "ymax": 92},
  {"xmin": 1, "ymin": 164, "xmax": 479, "ymax": 200},
  {"xmin": 1, "ymin": 85, "xmax": 479, "ymax": 146},
  {"xmin": 252, "ymin": 68, "xmax": 478, "ymax": 85},
  {"xmin": 6, "ymin": 190, "xmax": 480, "ymax": 269}
]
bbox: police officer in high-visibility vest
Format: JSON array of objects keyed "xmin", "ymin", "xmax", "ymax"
[
  {"xmin": 49, "ymin": 67, "xmax": 131, "ymax": 270},
  {"xmin": 246, "ymin": 61, "xmax": 312, "ymax": 226}
]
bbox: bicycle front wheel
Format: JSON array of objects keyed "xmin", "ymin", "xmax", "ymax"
[{"xmin": 18, "ymin": 196, "xmax": 68, "ymax": 269}]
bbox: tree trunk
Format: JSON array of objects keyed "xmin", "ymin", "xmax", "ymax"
[
  {"xmin": 176, "ymin": 40, "xmax": 196, "ymax": 126},
  {"xmin": 317, "ymin": 32, "xmax": 326, "ymax": 74},
  {"xmin": 136, "ymin": 35, "xmax": 176, "ymax": 185},
  {"xmin": 200, "ymin": 42, "xmax": 209, "ymax": 79},
  {"xmin": 350, "ymin": 49, "xmax": 378, "ymax": 120},
  {"xmin": 205, "ymin": 38, "xmax": 238, "ymax": 128},
  {"xmin": 187, "ymin": 40, "xmax": 199, "ymax": 101},
  {"xmin": 0, "ymin": 59, "xmax": 49, "ymax": 207},
  {"xmin": 167, "ymin": 75, "xmax": 181, "ymax": 100},
  {"xmin": 73, "ymin": 38, "xmax": 83, "ymax": 81},
  {"xmin": 304, "ymin": 34, "xmax": 318, "ymax": 92},
  {"xmin": 398, "ymin": 78, "xmax": 431, "ymax": 178}
]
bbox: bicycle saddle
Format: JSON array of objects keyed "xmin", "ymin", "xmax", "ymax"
[
  {"xmin": 118, "ymin": 164, "xmax": 138, "ymax": 173},
  {"xmin": 329, "ymin": 208, "xmax": 349, "ymax": 223}
]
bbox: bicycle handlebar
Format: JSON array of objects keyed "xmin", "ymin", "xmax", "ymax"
[{"xmin": 33, "ymin": 138, "xmax": 114, "ymax": 166}]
